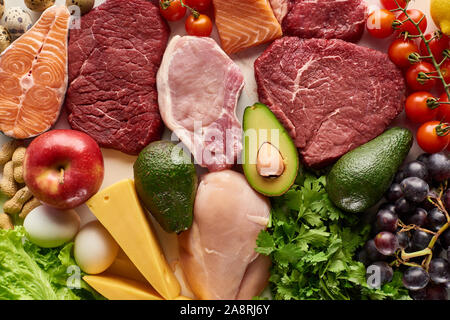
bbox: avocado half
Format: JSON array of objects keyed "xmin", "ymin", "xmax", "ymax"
[{"xmin": 242, "ymin": 103, "xmax": 299, "ymax": 197}]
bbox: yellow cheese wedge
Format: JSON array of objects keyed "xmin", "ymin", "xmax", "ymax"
[
  {"xmin": 106, "ymin": 250, "xmax": 148, "ymax": 284},
  {"xmin": 86, "ymin": 179, "xmax": 181, "ymax": 300},
  {"xmin": 83, "ymin": 274, "xmax": 163, "ymax": 300}
]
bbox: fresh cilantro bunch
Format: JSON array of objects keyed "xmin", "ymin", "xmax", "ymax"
[{"xmin": 256, "ymin": 173, "xmax": 411, "ymax": 300}]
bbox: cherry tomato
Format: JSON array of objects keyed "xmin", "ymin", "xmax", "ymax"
[
  {"xmin": 397, "ymin": 10, "xmax": 427, "ymax": 36},
  {"xmin": 440, "ymin": 60, "xmax": 450, "ymax": 84},
  {"xmin": 437, "ymin": 92, "xmax": 450, "ymax": 122},
  {"xmin": 406, "ymin": 62, "xmax": 437, "ymax": 91},
  {"xmin": 185, "ymin": 14, "xmax": 213, "ymax": 37},
  {"xmin": 405, "ymin": 92, "xmax": 439, "ymax": 123},
  {"xmin": 419, "ymin": 33, "xmax": 449, "ymax": 64},
  {"xmin": 380, "ymin": 0, "xmax": 407, "ymax": 10},
  {"xmin": 366, "ymin": 9, "xmax": 396, "ymax": 38},
  {"xmin": 184, "ymin": 0, "xmax": 211, "ymax": 12},
  {"xmin": 159, "ymin": 0, "xmax": 187, "ymax": 21},
  {"xmin": 416, "ymin": 121, "xmax": 449, "ymax": 153},
  {"xmin": 388, "ymin": 38, "xmax": 419, "ymax": 68}
]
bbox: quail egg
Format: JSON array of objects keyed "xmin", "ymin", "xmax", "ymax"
[
  {"xmin": 1, "ymin": 7, "xmax": 33, "ymax": 40},
  {"xmin": 66, "ymin": 0, "xmax": 95, "ymax": 15},
  {"xmin": 0, "ymin": 0, "xmax": 4, "ymax": 20},
  {"xmin": 0, "ymin": 25, "xmax": 11, "ymax": 53},
  {"xmin": 24, "ymin": 0, "xmax": 56, "ymax": 12}
]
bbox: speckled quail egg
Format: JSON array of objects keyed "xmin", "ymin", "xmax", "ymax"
[
  {"xmin": 1, "ymin": 7, "xmax": 33, "ymax": 40},
  {"xmin": 24, "ymin": 0, "xmax": 56, "ymax": 12},
  {"xmin": 66, "ymin": 0, "xmax": 95, "ymax": 15},
  {"xmin": 0, "ymin": 0, "xmax": 5, "ymax": 20},
  {"xmin": 0, "ymin": 25, "xmax": 11, "ymax": 53}
]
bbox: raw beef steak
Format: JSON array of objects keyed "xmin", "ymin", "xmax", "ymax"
[
  {"xmin": 157, "ymin": 36, "xmax": 244, "ymax": 172},
  {"xmin": 254, "ymin": 37, "xmax": 406, "ymax": 168},
  {"xmin": 65, "ymin": 0, "xmax": 169, "ymax": 155},
  {"xmin": 270, "ymin": 0, "xmax": 367, "ymax": 42}
]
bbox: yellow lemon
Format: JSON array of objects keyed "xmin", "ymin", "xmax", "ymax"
[{"xmin": 430, "ymin": 0, "xmax": 450, "ymax": 35}]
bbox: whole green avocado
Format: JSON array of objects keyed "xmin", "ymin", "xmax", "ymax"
[
  {"xmin": 326, "ymin": 127, "xmax": 413, "ymax": 213},
  {"xmin": 133, "ymin": 141, "xmax": 198, "ymax": 233}
]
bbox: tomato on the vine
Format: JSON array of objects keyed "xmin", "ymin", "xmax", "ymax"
[
  {"xmin": 438, "ymin": 92, "xmax": 450, "ymax": 122},
  {"xmin": 380, "ymin": 0, "xmax": 407, "ymax": 10},
  {"xmin": 184, "ymin": 0, "xmax": 211, "ymax": 12},
  {"xmin": 366, "ymin": 9, "xmax": 396, "ymax": 38},
  {"xmin": 405, "ymin": 92, "xmax": 439, "ymax": 123},
  {"xmin": 185, "ymin": 13, "xmax": 213, "ymax": 37},
  {"xmin": 419, "ymin": 33, "xmax": 449, "ymax": 64},
  {"xmin": 159, "ymin": 0, "xmax": 187, "ymax": 21},
  {"xmin": 388, "ymin": 38, "xmax": 419, "ymax": 68},
  {"xmin": 406, "ymin": 62, "xmax": 437, "ymax": 91},
  {"xmin": 416, "ymin": 121, "xmax": 450, "ymax": 153},
  {"xmin": 397, "ymin": 9, "xmax": 427, "ymax": 36},
  {"xmin": 440, "ymin": 60, "xmax": 450, "ymax": 84}
]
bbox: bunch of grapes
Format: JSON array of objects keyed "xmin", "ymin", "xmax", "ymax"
[{"xmin": 360, "ymin": 152, "xmax": 450, "ymax": 300}]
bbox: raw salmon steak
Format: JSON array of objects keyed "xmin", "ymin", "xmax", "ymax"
[
  {"xmin": 213, "ymin": 0, "xmax": 282, "ymax": 55},
  {"xmin": 0, "ymin": 6, "xmax": 70, "ymax": 139}
]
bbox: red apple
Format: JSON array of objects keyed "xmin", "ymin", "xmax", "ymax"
[{"xmin": 24, "ymin": 129, "xmax": 104, "ymax": 210}]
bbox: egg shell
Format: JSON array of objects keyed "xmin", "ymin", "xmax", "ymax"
[
  {"xmin": 1, "ymin": 7, "xmax": 33, "ymax": 40},
  {"xmin": 24, "ymin": 0, "xmax": 56, "ymax": 12},
  {"xmin": 0, "ymin": 25, "xmax": 11, "ymax": 53},
  {"xmin": 0, "ymin": 0, "xmax": 4, "ymax": 20},
  {"xmin": 66, "ymin": 0, "xmax": 95, "ymax": 15},
  {"xmin": 74, "ymin": 220, "xmax": 119, "ymax": 274},
  {"xmin": 24, "ymin": 205, "xmax": 81, "ymax": 248}
]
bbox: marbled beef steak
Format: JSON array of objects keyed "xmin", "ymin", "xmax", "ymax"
[
  {"xmin": 270, "ymin": 0, "xmax": 367, "ymax": 42},
  {"xmin": 254, "ymin": 37, "xmax": 406, "ymax": 168},
  {"xmin": 65, "ymin": 0, "xmax": 169, "ymax": 155}
]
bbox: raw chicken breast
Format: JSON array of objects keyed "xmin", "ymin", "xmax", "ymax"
[
  {"xmin": 156, "ymin": 36, "xmax": 244, "ymax": 172},
  {"xmin": 179, "ymin": 170, "xmax": 271, "ymax": 300}
]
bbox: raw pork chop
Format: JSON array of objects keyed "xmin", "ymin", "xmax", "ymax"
[
  {"xmin": 179, "ymin": 170, "xmax": 271, "ymax": 300},
  {"xmin": 157, "ymin": 36, "xmax": 244, "ymax": 171},
  {"xmin": 270, "ymin": 0, "xmax": 367, "ymax": 42},
  {"xmin": 254, "ymin": 37, "xmax": 406, "ymax": 168},
  {"xmin": 65, "ymin": 0, "xmax": 169, "ymax": 155}
]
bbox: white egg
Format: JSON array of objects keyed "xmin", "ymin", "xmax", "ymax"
[
  {"xmin": 24, "ymin": 205, "xmax": 81, "ymax": 248},
  {"xmin": 74, "ymin": 220, "xmax": 119, "ymax": 274}
]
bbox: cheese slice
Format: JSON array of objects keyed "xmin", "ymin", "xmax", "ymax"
[
  {"xmin": 106, "ymin": 250, "xmax": 148, "ymax": 284},
  {"xmin": 86, "ymin": 179, "xmax": 181, "ymax": 299},
  {"xmin": 83, "ymin": 274, "xmax": 163, "ymax": 300}
]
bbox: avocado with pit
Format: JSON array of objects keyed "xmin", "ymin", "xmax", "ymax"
[
  {"xmin": 133, "ymin": 141, "xmax": 198, "ymax": 233},
  {"xmin": 242, "ymin": 103, "xmax": 299, "ymax": 196},
  {"xmin": 326, "ymin": 127, "xmax": 413, "ymax": 213}
]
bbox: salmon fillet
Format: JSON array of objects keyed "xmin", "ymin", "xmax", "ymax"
[
  {"xmin": 213, "ymin": 0, "xmax": 282, "ymax": 55},
  {"xmin": 0, "ymin": 6, "xmax": 70, "ymax": 139}
]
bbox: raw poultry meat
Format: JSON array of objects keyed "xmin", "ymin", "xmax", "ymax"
[
  {"xmin": 157, "ymin": 36, "xmax": 244, "ymax": 171},
  {"xmin": 179, "ymin": 170, "xmax": 271, "ymax": 300}
]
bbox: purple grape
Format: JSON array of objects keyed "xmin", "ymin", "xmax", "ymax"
[
  {"xmin": 429, "ymin": 258, "xmax": 449, "ymax": 284},
  {"xmin": 364, "ymin": 239, "xmax": 388, "ymax": 262},
  {"xmin": 406, "ymin": 208, "xmax": 428, "ymax": 227},
  {"xmin": 404, "ymin": 161, "xmax": 429, "ymax": 181},
  {"xmin": 409, "ymin": 288, "xmax": 427, "ymax": 300},
  {"xmin": 374, "ymin": 232, "xmax": 399, "ymax": 256},
  {"xmin": 366, "ymin": 261, "xmax": 394, "ymax": 288},
  {"xmin": 441, "ymin": 229, "xmax": 450, "ymax": 250},
  {"xmin": 427, "ymin": 153, "xmax": 450, "ymax": 182},
  {"xmin": 386, "ymin": 183, "xmax": 403, "ymax": 202},
  {"xmin": 426, "ymin": 208, "xmax": 446, "ymax": 232},
  {"xmin": 443, "ymin": 189, "xmax": 450, "ymax": 211},
  {"xmin": 402, "ymin": 267, "xmax": 430, "ymax": 290},
  {"xmin": 411, "ymin": 230, "xmax": 433, "ymax": 251},
  {"xmin": 395, "ymin": 197, "xmax": 416, "ymax": 215},
  {"xmin": 375, "ymin": 209, "xmax": 398, "ymax": 233},
  {"xmin": 397, "ymin": 231, "xmax": 410, "ymax": 249},
  {"xmin": 400, "ymin": 177, "xmax": 429, "ymax": 203},
  {"xmin": 425, "ymin": 284, "xmax": 448, "ymax": 300}
]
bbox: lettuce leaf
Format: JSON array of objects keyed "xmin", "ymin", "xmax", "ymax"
[{"xmin": 0, "ymin": 226, "xmax": 104, "ymax": 300}]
